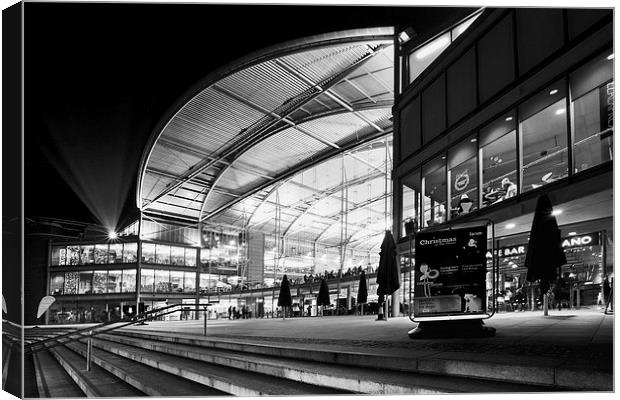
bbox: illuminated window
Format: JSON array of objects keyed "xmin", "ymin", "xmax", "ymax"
[
  {"xmin": 51, "ymin": 246, "xmax": 66, "ymax": 266},
  {"xmin": 448, "ymin": 135, "xmax": 478, "ymax": 217},
  {"xmin": 171, "ymin": 246, "xmax": 185, "ymax": 266},
  {"xmin": 185, "ymin": 248, "xmax": 197, "ymax": 267},
  {"xmin": 122, "ymin": 270, "xmax": 136, "ymax": 292},
  {"xmin": 140, "ymin": 269, "xmax": 154, "ymax": 293},
  {"xmin": 78, "ymin": 271, "xmax": 93, "ymax": 294},
  {"xmin": 94, "ymin": 244, "xmax": 109, "ymax": 264},
  {"xmin": 50, "ymin": 273, "xmax": 64, "ymax": 295},
  {"xmin": 156, "ymin": 244, "xmax": 171, "ymax": 265},
  {"xmin": 401, "ymin": 169, "xmax": 422, "ymax": 237},
  {"xmin": 184, "ymin": 271, "xmax": 196, "ymax": 293},
  {"xmin": 93, "ymin": 271, "xmax": 107, "ymax": 294},
  {"xmin": 107, "ymin": 270, "xmax": 122, "ymax": 293},
  {"xmin": 154, "ymin": 269, "xmax": 170, "ymax": 293},
  {"xmin": 141, "ymin": 243, "xmax": 155, "ymax": 263},
  {"xmin": 480, "ymin": 111, "xmax": 517, "ymax": 208},
  {"xmin": 422, "ymin": 156, "xmax": 447, "ymax": 226},
  {"xmin": 64, "ymin": 272, "xmax": 79, "ymax": 294},
  {"xmin": 81, "ymin": 245, "xmax": 94, "ymax": 264},
  {"xmin": 170, "ymin": 270, "xmax": 184, "ymax": 293},
  {"xmin": 123, "ymin": 242, "xmax": 138, "ymax": 263},
  {"xmin": 109, "ymin": 243, "xmax": 123, "ymax": 263}
]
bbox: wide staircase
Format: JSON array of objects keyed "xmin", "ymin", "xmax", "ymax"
[{"xmin": 21, "ymin": 305, "xmax": 556, "ymax": 397}]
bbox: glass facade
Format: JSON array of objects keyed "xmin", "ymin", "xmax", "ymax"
[
  {"xmin": 480, "ymin": 113, "xmax": 517, "ymax": 208},
  {"xmin": 448, "ymin": 135, "xmax": 478, "ymax": 217},
  {"xmin": 422, "ymin": 156, "xmax": 447, "ymax": 226},
  {"xmin": 51, "ymin": 242, "xmax": 140, "ymax": 266}
]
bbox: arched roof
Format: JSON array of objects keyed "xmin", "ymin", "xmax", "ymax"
[{"xmin": 138, "ymin": 28, "xmax": 395, "ymax": 250}]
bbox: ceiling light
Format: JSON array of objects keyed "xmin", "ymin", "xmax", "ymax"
[
  {"xmin": 470, "ymin": 138, "xmax": 477, "ymax": 143},
  {"xmin": 415, "ymin": 36, "xmax": 451, "ymax": 60},
  {"xmin": 552, "ymin": 209, "xmax": 562, "ymax": 216},
  {"xmin": 541, "ymin": 172, "xmax": 553, "ymax": 182},
  {"xmin": 607, "ymin": 53, "xmax": 614, "ymax": 60},
  {"xmin": 505, "ymin": 116, "xmax": 513, "ymax": 122},
  {"xmin": 568, "ymin": 232, "xmax": 577, "ymax": 236},
  {"xmin": 506, "ymin": 223, "xmax": 516, "ymax": 229},
  {"xmin": 108, "ymin": 231, "xmax": 118, "ymax": 240},
  {"xmin": 555, "ymin": 108, "xmax": 566, "ymax": 115},
  {"xmin": 549, "ymin": 89, "xmax": 558, "ymax": 95}
]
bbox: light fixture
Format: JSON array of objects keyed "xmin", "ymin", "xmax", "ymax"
[
  {"xmin": 607, "ymin": 53, "xmax": 614, "ymax": 60},
  {"xmin": 555, "ymin": 108, "xmax": 566, "ymax": 115},
  {"xmin": 552, "ymin": 209, "xmax": 562, "ymax": 216},
  {"xmin": 505, "ymin": 116, "xmax": 513, "ymax": 122},
  {"xmin": 506, "ymin": 223, "xmax": 516, "ymax": 229},
  {"xmin": 398, "ymin": 28, "xmax": 416, "ymax": 45},
  {"xmin": 568, "ymin": 232, "xmax": 577, "ymax": 236},
  {"xmin": 415, "ymin": 36, "xmax": 451, "ymax": 60},
  {"xmin": 470, "ymin": 138, "xmax": 477, "ymax": 143},
  {"xmin": 549, "ymin": 89, "xmax": 558, "ymax": 95},
  {"xmin": 541, "ymin": 172, "xmax": 553, "ymax": 182},
  {"xmin": 108, "ymin": 231, "xmax": 118, "ymax": 240}
]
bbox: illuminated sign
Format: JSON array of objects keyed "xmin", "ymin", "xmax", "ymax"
[{"xmin": 493, "ymin": 232, "xmax": 600, "ymax": 258}]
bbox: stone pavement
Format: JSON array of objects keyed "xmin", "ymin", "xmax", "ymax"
[{"xmin": 123, "ymin": 308, "xmax": 614, "ymax": 391}]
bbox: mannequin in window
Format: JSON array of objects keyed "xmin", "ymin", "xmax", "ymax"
[
  {"xmin": 501, "ymin": 177, "xmax": 517, "ymax": 199},
  {"xmin": 457, "ymin": 194, "xmax": 474, "ymax": 215}
]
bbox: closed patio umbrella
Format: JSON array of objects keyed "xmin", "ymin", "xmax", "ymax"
[
  {"xmin": 376, "ymin": 230, "xmax": 400, "ymax": 320},
  {"xmin": 277, "ymin": 274, "xmax": 292, "ymax": 320},
  {"xmin": 357, "ymin": 271, "xmax": 368, "ymax": 315},
  {"xmin": 317, "ymin": 278, "xmax": 330, "ymax": 317}
]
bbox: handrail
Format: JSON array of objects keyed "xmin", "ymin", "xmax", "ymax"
[{"xmin": 24, "ymin": 303, "xmax": 208, "ymax": 354}]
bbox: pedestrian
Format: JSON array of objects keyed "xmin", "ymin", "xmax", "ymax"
[
  {"xmin": 228, "ymin": 305, "xmax": 232, "ymax": 320},
  {"xmin": 307, "ymin": 305, "xmax": 312, "ymax": 317},
  {"xmin": 232, "ymin": 306, "xmax": 237, "ymax": 319}
]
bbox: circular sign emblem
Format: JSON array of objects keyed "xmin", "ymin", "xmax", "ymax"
[{"xmin": 454, "ymin": 170, "xmax": 470, "ymax": 192}]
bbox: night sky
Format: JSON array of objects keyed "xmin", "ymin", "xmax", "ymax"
[{"xmin": 23, "ymin": 2, "xmax": 473, "ymax": 229}]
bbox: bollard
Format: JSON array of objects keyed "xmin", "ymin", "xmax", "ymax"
[{"xmin": 86, "ymin": 330, "xmax": 93, "ymax": 371}]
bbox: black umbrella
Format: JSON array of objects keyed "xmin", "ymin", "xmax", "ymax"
[
  {"xmin": 277, "ymin": 274, "xmax": 292, "ymax": 320},
  {"xmin": 357, "ymin": 271, "xmax": 368, "ymax": 315},
  {"xmin": 376, "ymin": 230, "xmax": 400, "ymax": 320},
  {"xmin": 317, "ymin": 278, "xmax": 331, "ymax": 316},
  {"xmin": 525, "ymin": 195, "xmax": 566, "ymax": 310}
]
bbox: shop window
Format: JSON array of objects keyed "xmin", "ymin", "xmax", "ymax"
[
  {"xmin": 67, "ymin": 245, "xmax": 81, "ymax": 265},
  {"xmin": 171, "ymin": 246, "xmax": 185, "ymax": 266},
  {"xmin": 571, "ymin": 51, "xmax": 614, "ymax": 173},
  {"xmin": 154, "ymin": 269, "xmax": 170, "ymax": 293},
  {"xmin": 109, "ymin": 243, "xmax": 123, "ymax": 263},
  {"xmin": 94, "ymin": 244, "xmax": 109, "ymax": 264},
  {"xmin": 170, "ymin": 270, "xmax": 184, "ymax": 293},
  {"xmin": 141, "ymin": 268, "xmax": 154, "ymax": 293},
  {"xmin": 156, "ymin": 244, "xmax": 171, "ymax": 264},
  {"xmin": 51, "ymin": 246, "xmax": 66, "ymax": 266},
  {"xmin": 142, "ymin": 243, "xmax": 155, "ymax": 263},
  {"xmin": 480, "ymin": 111, "xmax": 517, "ymax": 208},
  {"xmin": 122, "ymin": 270, "xmax": 136, "ymax": 292},
  {"xmin": 184, "ymin": 272, "xmax": 196, "ymax": 293},
  {"xmin": 408, "ymin": 32, "xmax": 451, "ymax": 84},
  {"xmin": 520, "ymin": 82, "xmax": 568, "ymax": 193},
  {"xmin": 448, "ymin": 135, "xmax": 478, "ymax": 218},
  {"xmin": 185, "ymin": 248, "xmax": 197, "ymax": 267},
  {"xmin": 78, "ymin": 271, "xmax": 93, "ymax": 294},
  {"xmin": 107, "ymin": 270, "xmax": 122, "ymax": 293},
  {"xmin": 401, "ymin": 169, "xmax": 422, "ymax": 237},
  {"xmin": 81, "ymin": 245, "xmax": 95, "ymax": 265},
  {"xmin": 422, "ymin": 156, "xmax": 447, "ymax": 227},
  {"xmin": 93, "ymin": 271, "xmax": 107, "ymax": 294},
  {"xmin": 199, "ymin": 273, "xmax": 209, "ymax": 293},
  {"xmin": 123, "ymin": 242, "xmax": 138, "ymax": 263},
  {"xmin": 64, "ymin": 272, "xmax": 79, "ymax": 294},
  {"xmin": 50, "ymin": 273, "xmax": 64, "ymax": 295}
]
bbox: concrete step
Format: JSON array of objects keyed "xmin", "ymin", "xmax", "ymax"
[
  {"xmin": 64, "ymin": 340, "xmax": 227, "ymax": 397},
  {"xmin": 101, "ymin": 332, "xmax": 551, "ymax": 394},
  {"xmin": 32, "ymin": 349, "xmax": 84, "ymax": 397},
  {"xmin": 116, "ymin": 328, "xmax": 599, "ymax": 391},
  {"xmin": 87, "ymin": 336, "xmax": 352, "ymax": 396},
  {"xmin": 47, "ymin": 345, "xmax": 145, "ymax": 397}
]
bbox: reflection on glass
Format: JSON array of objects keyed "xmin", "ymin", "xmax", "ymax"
[
  {"xmin": 141, "ymin": 269, "xmax": 154, "ymax": 292},
  {"xmin": 142, "ymin": 243, "xmax": 155, "ymax": 263},
  {"xmin": 93, "ymin": 271, "xmax": 107, "ymax": 294},
  {"xmin": 170, "ymin": 270, "xmax": 184, "ymax": 293},
  {"xmin": 95, "ymin": 244, "xmax": 109, "ymax": 264},
  {"xmin": 200, "ymin": 274, "xmax": 209, "ymax": 293},
  {"xmin": 573, "ymin": 84, "xmax": 614, "ymax": 172},
  {"xmin": 185, "ymin": 248, "xmax": 197, "ymax": 267},
  {"xmin": 67, "ymin": 246, "xmax": 80, "ymax": 265},
  {"xmin": 401, "ymin": 169, "xmax": 422, "ymax": 237},
  {"xmin": 81, "ymin": 245, "xmax": 94, "ymax": 264},
  {"xmin": 109, "ymin": 243, "xmax": 123, "ymax": 263},
  {"xmin": 64, "ymin": 272, "xmax": 79, "ymax": 294},
  {"xmin": 107, "ymin": 270, "xmax": 123, "ymax": 293},
  {"xmin": 171, "ymin": 247, "xmax": 185, "ymax": 266},
  {"xmin": 184, "ymin": 272, "xmax": 196, "ymax": 293},
  {"xmin": 78, "ymin": 272, "xmax": 93, "ymax": 294},
  {"xmin": 51, "ymin": 246, "xmax": 66, "ymax": 266},
  {"xmin": 409, "ymin": 32, "xmax": 451, "ymax": 83},
  {"xmin": 50, "ymin": 273, "xmax": 64, "ymax": 295},
  {"xmin": 423, "ymin": 159, "xmax": 447, "ymax": 226},
  {"xmin": 481, "ymin": 131, "xmax": 517, "ymax": 208},
  {"xmin": 154, "ymin": 269, "xmax": 170, "ymax": 292},
  {"xmin": 123, "ymin": 243, "xmax": 138, "ymax": 263},
  {"xmin": 122, "ymin": 270, "xmax": 136, "ymax": 292},
  {"xmin": 521, "ymin": 99, "xmax": 568, "ymax": 192},
  {"xmin": 156, "ymin": 244, "xmax": 171, "ymax": 264}
]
